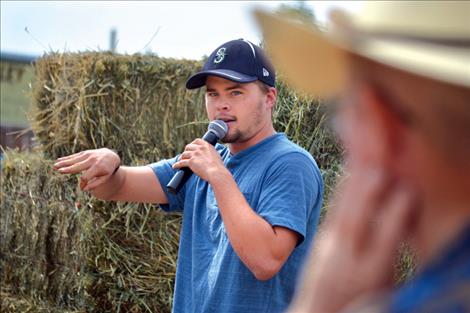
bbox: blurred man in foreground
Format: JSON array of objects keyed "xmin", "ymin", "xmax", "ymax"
[{"xmin": 257, "ymin": 1, "xmax": 470, "ymax": 312}]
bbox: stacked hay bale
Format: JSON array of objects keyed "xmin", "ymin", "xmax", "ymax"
[
  {"xmin": 0, "ymin": 52, "xmax": 342, "ymax": 312},
  {"xmin": 32, "ymin": 52, "xmax": 208, "ymax": 163},
  {"xmin": 1, "ymin": 152, "xmax": 182, "ymax": 312}
]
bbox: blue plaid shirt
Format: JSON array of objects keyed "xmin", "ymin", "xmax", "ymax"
[{"xmin": 388, "ymin": 222, "xmax": 470, "ymax": 313}]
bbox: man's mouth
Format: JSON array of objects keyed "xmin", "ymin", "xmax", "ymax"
[{"xmin": 217, "ymin": 117, "xmax": 236, "ymax": 126}]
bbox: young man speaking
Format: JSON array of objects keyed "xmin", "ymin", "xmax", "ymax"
[{"xmin": 54, "ymin": 39, "xmax": 323, "ymax": 313}]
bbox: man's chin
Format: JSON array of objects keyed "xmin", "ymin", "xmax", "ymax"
[
  {"xmin": 221, "ymin": 131, "xmax": 241, "ymax": 144},
  {"xmin": 221, "ymin": 137, "xmax": 237, "ymax": 144}
]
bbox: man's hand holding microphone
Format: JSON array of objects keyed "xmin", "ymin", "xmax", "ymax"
[{"xmin": 167, "ymin": 119, "xmax": 227, "ymax": 193}]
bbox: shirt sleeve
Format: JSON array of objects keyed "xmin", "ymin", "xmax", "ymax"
[
  {"xmin": 147, "ymin": 156, "xmax": 185, "ymax": 213},
  {"xmin": 256, "ymin": 152, "xmax": 322, "ymax": 245}
]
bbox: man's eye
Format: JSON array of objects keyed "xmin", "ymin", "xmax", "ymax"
[
  {"xmin": 231, "ymin": 91, "xmax": 242, "ymax": 96},
  {"xmin": 207, "ymin": 92, "xmax": 218, "ymax": 97}
]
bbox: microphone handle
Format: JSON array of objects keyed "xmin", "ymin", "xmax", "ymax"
[
  {"xmin": 166, "ymin": 131, "xmax": 219, "ymax": 194},
  {"xmin": 166, "ymin": 167, "xmax": 193, "ymax": 194},
  {"xmin": 202, "ymin": 131, "xmax": 218, "ymax": 145}
]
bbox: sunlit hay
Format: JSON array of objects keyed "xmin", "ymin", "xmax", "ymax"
[
  {"xmin": 31, "ymin": 52, "xmax": 208, "ymax": 164},
  {"xmin": 0, "ymin": 287, "xmax": 82, "ymax": 313}
]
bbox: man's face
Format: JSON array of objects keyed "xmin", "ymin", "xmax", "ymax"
[{"xmin": 204, "ymin": 76, "xmax": 273, "ymax": 144}]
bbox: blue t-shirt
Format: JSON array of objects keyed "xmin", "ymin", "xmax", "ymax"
[
  {"xmin": 387, "ymin": 222, "xmax": 470, "ymax": 313},
  {"xmin": 149, "ymin": 133, "xmax": 323, "ymax": 313}
]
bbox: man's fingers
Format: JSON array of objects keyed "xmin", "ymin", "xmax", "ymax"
[
  {"xmin": 173, "ymin": 159, "xmax": 190, "ymax": 169},
  {"xmin": 83, "ymin": 175, "xmax": 109, "ymax": 191},
  {"xmin": 56, "ymin": 151, "xmax": 85, "ymax": 162},
  {"xmin": 54, "ymin": 153, "xmax": 88, "ymax": 169},
  {"xmin": 184, "ymin": 142, "xmax": 204, "ymax": 152},
  {"xmin": 57, "ymin": 158, "xmax": 93, "ymax": 174},
  {"xmin": 180, "ymin": 151, "xmax": 190, "ymax": 159},
  {"xmin": 80, "ymin": 179, "xmax": 87, "ymax": 190},
  {"xmin": 357, "ymin": 185, "xmax": 418, "ymax": 286},
  {"xmin": 345, "ymin": 169, "xmax": 392, "ymax": 245},
  {"xmin": 374, "ymin": 185, "xmax": 417, "ymax": 262},
  {"xmin": 80, "ymin": 165, "xmax": 104, "ymax": 183}
]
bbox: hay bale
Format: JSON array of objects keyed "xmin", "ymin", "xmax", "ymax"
[
  {"xmin": 31, "ymin": 52, "xmax": 207, "ymax": 164},
  {"xmin": 0, "ymin": 288, "xmax": 81, "ymax": 313},
  {"xmin": 0, "ymin": 152, "xmax": 82, "ymax": 306},
  {"xmin": 0, "ymin": 150, "xmax": 180, "ymax": 312}
]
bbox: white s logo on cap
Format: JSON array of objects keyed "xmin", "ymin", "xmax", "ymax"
[
  {"xmin": 214, "ymin": 47, "xmax": 226, "ymax": 64},
  {"xmin": 263, "ymin": 68, "xmax": 269, "ymax": 77}
]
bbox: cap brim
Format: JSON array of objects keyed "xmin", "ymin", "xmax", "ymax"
[
  {"xmin": 254, "ymin": 10, "xmax": 347, "ymax": 97},
  {"xmin": 186, "ymin": 69, "xmax": 258, "ymax": 89}
]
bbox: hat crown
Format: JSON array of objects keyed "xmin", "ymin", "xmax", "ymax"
[
  {"xmin": 205, "ymin": 39, "xmax": 255, "ymax": 71},
  {"xmin": 186, "ymin": 39, "xmax": 275, "ymax": 89},
  {"xmin": 353, "ymin": 2, "xmax": 470, "ymax": 39},
  {"xmin": 204, "ymin": 39, "xmax": 275, "ymax": 85}
]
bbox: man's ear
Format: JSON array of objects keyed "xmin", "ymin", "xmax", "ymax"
[
  {"xmin": 359, "ymin": 84, "xmax": 407, "ymax": 170},
  {"xmin": 265, "ymin": 87, "xmax": 277, "ymax": 110}
]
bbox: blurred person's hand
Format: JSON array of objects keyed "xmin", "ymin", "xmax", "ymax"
[
  {"xmin": 289, "ymin": 166, "xmax": 418, "ymax": 313},
  {"xmin": 54, "ymin": 148, "xmax": 121, "ymax": 191}
]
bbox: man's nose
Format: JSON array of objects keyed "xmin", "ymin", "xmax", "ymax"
[{"xmin": 216, "ymin": 98, "xmax": 230, "ymax": 111}]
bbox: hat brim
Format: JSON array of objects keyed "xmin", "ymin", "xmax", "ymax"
[
  {"xmin": 254, "ymin": 11, "xmax": 347, "ymax": 97},
  {"xmin": 254, "ymin": 10, "xmax": 470, "ymax": 97},
  {"xmin": 186, "ymin": 69, "xmax": 258, "ymax": 89}
]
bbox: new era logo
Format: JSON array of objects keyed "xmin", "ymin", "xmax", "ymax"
[{"xmin": 262, "ymin": 68, "xmax": 269, "ymax": 77}]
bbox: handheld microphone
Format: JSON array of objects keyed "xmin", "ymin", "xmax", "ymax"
[{"xmin": 166, "ymin": 120, "xmax": 228, "ymax": 194}]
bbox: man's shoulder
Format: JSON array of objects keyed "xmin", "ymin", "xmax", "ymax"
[
  {"xmin": 270, "ymin": 134, "xmax": 317, "ymax": 166},
  {"xmin": 252, "ymin": 136, "xmax": 321, "ymax": 187}
]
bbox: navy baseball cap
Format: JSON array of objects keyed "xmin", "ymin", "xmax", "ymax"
[{"xmin": 186, "ymin": 39, "xmax": 276, "ymax": 89}]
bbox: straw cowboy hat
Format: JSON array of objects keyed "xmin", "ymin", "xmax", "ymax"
[{"xmin": 255, "ymin": 1, "xmax": 470, "ymax": 97}]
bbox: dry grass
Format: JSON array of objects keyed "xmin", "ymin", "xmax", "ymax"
[
  {"xmin": 1, "ymin": 151, "xmax": 181, "ymax": 312},
  {"xmin": 31, "ymin": 52, "xmax": 208, "ymax": 164}
]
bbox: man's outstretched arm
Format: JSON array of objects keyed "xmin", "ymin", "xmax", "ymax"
[{"xmin": 54, "ymin": 148, "xmax": 168, "ymax": 204}]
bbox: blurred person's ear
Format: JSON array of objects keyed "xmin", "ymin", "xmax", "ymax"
[{"xmin": 353, "ymin": 83, "xmax": 409, "ymax": 175}]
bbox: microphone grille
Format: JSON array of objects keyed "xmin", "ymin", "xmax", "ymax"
[{"xmin": 208, "ymin": 120, "xmax": 228, "ymax": 139}]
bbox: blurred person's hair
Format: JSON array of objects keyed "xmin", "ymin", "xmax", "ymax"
[{"xmin": 349, "ymin": 54, "xmax": 470, "ymax": 165}]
